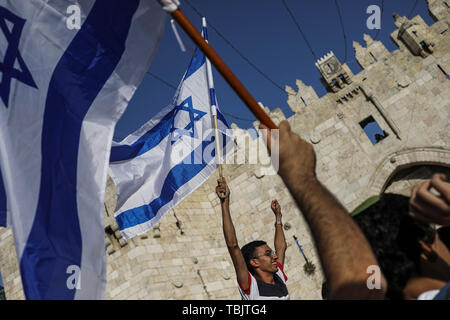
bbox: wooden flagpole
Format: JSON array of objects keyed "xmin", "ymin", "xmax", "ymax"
[{"xmin": 171, "ymin": 9, "xmax": 278, "ymax": 130}]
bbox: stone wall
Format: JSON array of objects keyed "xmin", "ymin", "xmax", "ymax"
[{"xmin": 0, "ymin": 5, "xmax": 449, "ymax": 300}]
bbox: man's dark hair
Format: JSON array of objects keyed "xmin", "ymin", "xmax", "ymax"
[
  {"xmin": 241, "ymin": 240, "xmax": 267, "ymax": 275},
  {"xmin": 353, "ymin": 193, "xmax": 435, "ymax": 300},
  {"xmin": 438, "ymin": 226, "xmax": 450, "ymax": 249}
]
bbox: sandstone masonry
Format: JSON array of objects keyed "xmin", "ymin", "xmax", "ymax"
[{"xmin": 1, "ymin": 1, "xmax": 449, "ymax": 300}]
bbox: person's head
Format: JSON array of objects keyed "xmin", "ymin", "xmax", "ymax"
[
  {"xmin": 438, "ymin": 226, "xmax": 450, "ymax": 249},
  {"xmin": 353, "ymin": 193, "xmax": 450, "ymax": 299},
  {"xmin": 241, "ymin": 240, "xmax": 279, "ymax": 276}
]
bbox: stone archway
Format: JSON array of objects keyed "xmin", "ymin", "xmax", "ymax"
[
  {"xmin": 366, "ymin": 147, "xmax": 450, "ymax": 197},
  {"xmin": 384, "ymin": 164, "xmax": 450, "ymax": 196}
]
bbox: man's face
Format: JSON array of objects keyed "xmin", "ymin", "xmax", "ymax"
[
  {"xmin": 404, "ymin": 232, "xmax": 450, "ymax": 299},
  {"xmin": 252, "ymin": 244, "xmax": 279, "ymax": 274},
  {"xmin": 419, "ymin": 232, "xmax": 450, "ymax": 281}
]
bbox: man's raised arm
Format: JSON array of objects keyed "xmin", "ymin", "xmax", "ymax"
[
  {"xmin": 216, "ymin": 177, "xmax": 249, "ymax": 290},
  {"xmin": 271, "ymin": 199, "xmax": 287, "ymax": 267},
  {"xmin": 261, "ymin": 121, "xmax": 387, "ymax": 299}
]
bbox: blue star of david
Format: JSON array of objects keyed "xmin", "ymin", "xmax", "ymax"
[
  {"xmin": 0, "ymin": 6, "xmax": 38, "ymax": 109},
  {"xmin": 171, "ymin": 96, "xmax": 206, "ymax": 145}
]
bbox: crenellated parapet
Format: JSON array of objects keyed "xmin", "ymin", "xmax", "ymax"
[
  {"xmin": 268, "ymin": 107, "xmax": 286, "ymax": 125},
  {"xmin": 427, "ymin": 0, "xmax": 450, "ymax": 22},
  {"xmin": 1, "ymin": 4, "xmax": 450, "ymax": 302},
  {"xmin": 285, "ymin": 79, "xmax": 319, "ymax": 113},
  {"xmin": 353, "ymin": 34, "xmax": 390, "ymax": 69}
]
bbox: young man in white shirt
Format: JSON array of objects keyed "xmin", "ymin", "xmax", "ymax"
[{"xmin": 216, "ymin": 178, "xmax": 289, "ymax": 300}]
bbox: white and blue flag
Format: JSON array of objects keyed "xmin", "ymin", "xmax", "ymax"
[
  {"xmin": 0, "ymin": 0, "xmax": 165, "ymax": 299},
  {"xmin": 109, "ymin": 39, "xmax": 233, "ymax": 241}
]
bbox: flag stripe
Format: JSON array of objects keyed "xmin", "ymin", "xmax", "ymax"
[
  {"xmin": 110, "ymin": 108, "xmax": 177, "ymax": 162},
  {"xmin": 115, "ymin": 136, "xmax": 216, "ymax": 230},
  {"xmin": 0, "ymin": 166, "xmax": 6, "ymax": 227},
  {"xmin": 184, "ymin": 48, "xmax": 206, "ymax": 80},
  {"xmin": 209, "ymin": 88, "xmax": 216, "ymax": 106},
  {"xmin": 19, "ymin": 0, "xmax": 139, "ymax": 300},
  {"xmin": 216, "ymin": 108, "xmax": 229, "ymax": 128},
  {"xmin": 111, "ymin": 108, "xmax": 229, "ymax": 164}
]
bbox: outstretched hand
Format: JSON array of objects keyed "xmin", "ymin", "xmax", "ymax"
[
  {"xmin": 271, "ymin": 199, "xmax": 281, "ymax": 217},
  {"xmin": 409, "ymin": 173, "xmax": 450, "ymax": 226},
  {"xmin": 216, "ymin": 177, "xmax": 230, "ymax": 202}
]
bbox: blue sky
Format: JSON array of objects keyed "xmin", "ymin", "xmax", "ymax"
[
  {"xmin": 362, "ymin": 119, "xmax": 388, "ymax": 144},
  {"xmin": 114, "ymin": 0, "xmax": 434, "ymax": 140}
]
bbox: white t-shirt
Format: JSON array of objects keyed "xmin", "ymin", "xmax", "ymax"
[
  {"xmin": 238, "ymin": 262, "xmax": 290, "ymax": 300},
  {"xmin": 417, "ymin": 290, "xmax": 440, "ymax": 300}
]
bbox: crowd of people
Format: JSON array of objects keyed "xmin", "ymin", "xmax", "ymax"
[{"xmin": 216, "ymin": 120, "xmax": 450, "ymax": 300}]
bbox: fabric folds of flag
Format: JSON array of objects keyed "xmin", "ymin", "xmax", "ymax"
[
  {"xmin": 0, "ymin": 0, "xmax": 165, "ymax": 299},
  {"xmin": 109, "ymin": 46, "xmax": 234, "ymax": 241}
]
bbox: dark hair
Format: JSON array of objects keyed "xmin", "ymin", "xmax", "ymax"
[
  {"xmin": 241, "ymin": 240, "xmax": 267, "ymax": 275},
  {"xmin": 438, "ymin": 226, "xmax": 450, "ymax": 249},
  {"xmin": 353, "ymin": 193, "xmax": 435, "ymax": 300}
]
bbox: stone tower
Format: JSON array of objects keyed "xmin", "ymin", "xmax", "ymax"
[
  {"xmin": 391, "ymin": 13, "xmax": 437, "ymax": 57},
  {"xmin": 315, "ymin": 51, "xmax": 354, "ymax": 92},
  {"xmin": 1, "ymin": 3, "xmax": 450, "ymax": 300}
]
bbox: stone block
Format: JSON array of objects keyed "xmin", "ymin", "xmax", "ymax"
[
  {"xmin": 1, "ymin": 8, "xmax": 449, "ymax": 302},
  {"xmin": 206, "ymin": 280, "xmax": 225, "ymax": 292}
]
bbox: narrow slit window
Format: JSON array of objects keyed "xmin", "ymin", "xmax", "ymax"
[
  {"xmin": 369, "ymin": 52, "xmax": 378, "ymax": 63},
  {"xmin": 359, "ymin": 116, "xmax": 388, "ymax": 145},
  {"xmin": 412, "ymin": 30, "xmax": 419, "ymax": 37},
  {"xmin": 420, "ymin": 41, "xmax": 431, "ymax": 53},
  {"xmin": 326, "ymin": 63, "xmax": 334, "ymax": 73},
  {"xmin": 105, "ymin": 226, "xmax": 121, "ymax": 250},
  {"xmin": 300, "ymin": 96, "xmax": 307, "ymax": 106}
]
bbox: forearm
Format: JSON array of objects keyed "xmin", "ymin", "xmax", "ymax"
[
  {"xmin": 282, "ymin": 175, "xmax": 384, "ymax": 297},
  {"xmin": 274, "ymin": 220, "xmax": 287, "ymax": 253},
  {"xmin": 221, "ymin": 200, "xmax": 239, "ymax": 248}
]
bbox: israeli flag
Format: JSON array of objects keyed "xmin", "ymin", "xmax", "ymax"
[
  {"xmin": 109, "ymin": 43, "xmax": 233, "ymax": 241},
  {"xmin": 0, "ymin": 0, "xmax": 165, "ymax": 299}
]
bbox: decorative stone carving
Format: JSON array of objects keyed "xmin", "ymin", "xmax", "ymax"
[{"xmin": 310, "ymin": 131, "xmax": 321, "ymax": 144}]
